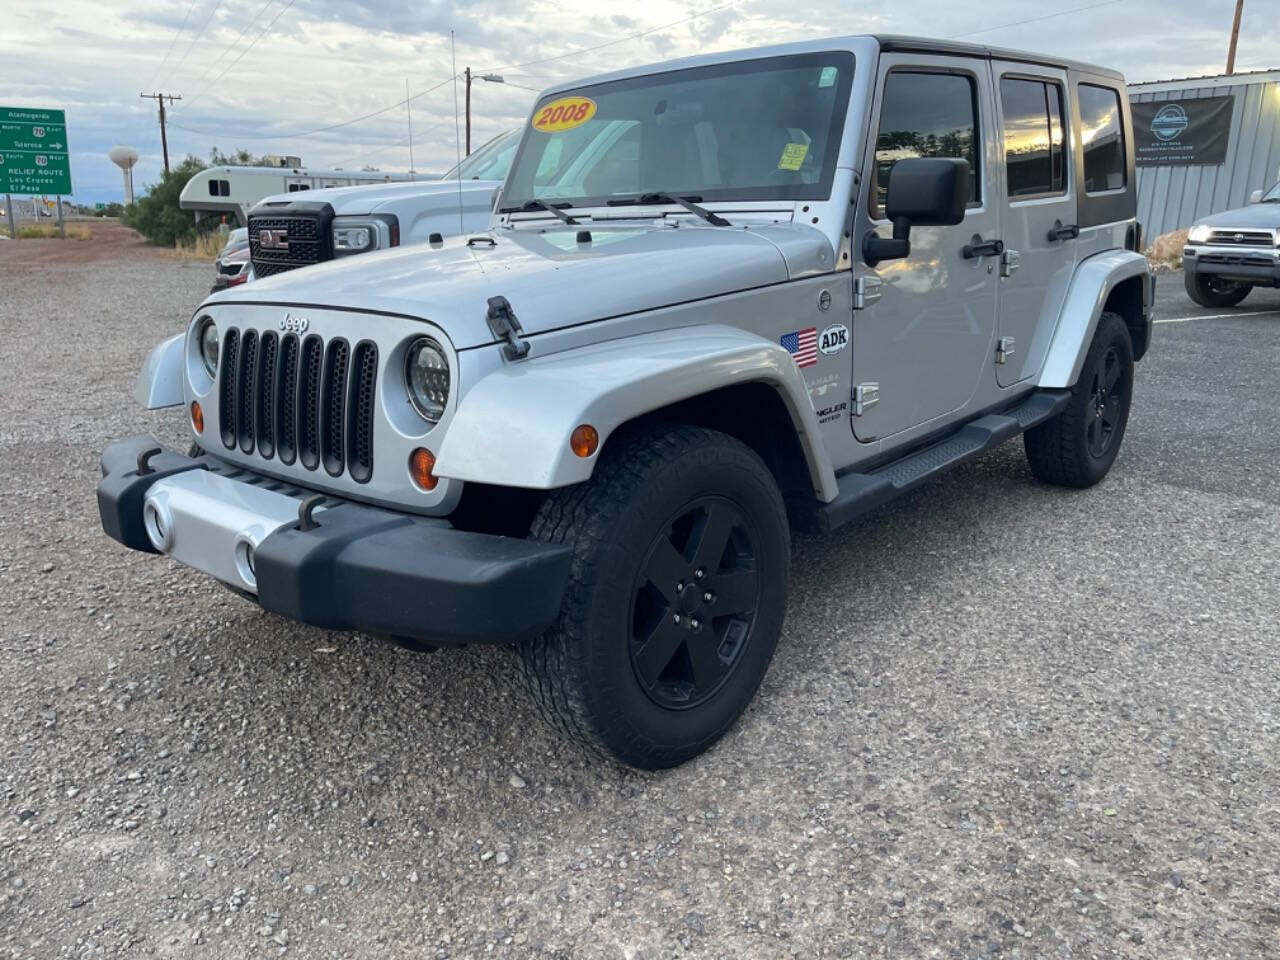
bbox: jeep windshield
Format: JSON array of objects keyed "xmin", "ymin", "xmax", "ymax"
[{"xmin": 500, "ymin": 52, "xmax": 854, "ymax": 213}]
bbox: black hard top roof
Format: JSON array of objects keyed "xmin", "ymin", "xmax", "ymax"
[{"xmin": 874, "ymin": 34, "xmax": 1125, "ymax": 83}]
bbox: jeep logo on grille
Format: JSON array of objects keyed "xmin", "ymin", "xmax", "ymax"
[
  {"xmin": 259, "ymin": 228, "xmax": 289, "ymax": 250},
  {"xmin": 280, "ymin": 313, "xmax": 310, "ymax": 334}
]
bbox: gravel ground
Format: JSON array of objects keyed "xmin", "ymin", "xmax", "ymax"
[{"xmin": 2, "ymin": 245, "xmax": 1278, "ymax": 960}]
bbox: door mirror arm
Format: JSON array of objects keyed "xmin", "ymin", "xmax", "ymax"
[{"xmin": 863, "ymin": 216, "xmax": 912, "ymax": 267}]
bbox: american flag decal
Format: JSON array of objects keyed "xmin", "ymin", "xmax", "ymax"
[{"xmin": 781, "ymin": 327, "xmax": 818, "ymax": 368}]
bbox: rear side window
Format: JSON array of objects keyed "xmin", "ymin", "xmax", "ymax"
[
  {"xmin": 1000, "ymin": 78, "xmax": 1066, "ymax": 198},
  {"xmin": 1077, "ymin": 84, "xmax": 1125, "ymax": 193},
  {"xmin": 874, "ymin": 70, "xmax": 980, "ymax": 213}
]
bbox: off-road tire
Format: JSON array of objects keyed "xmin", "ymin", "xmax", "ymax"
[
  {"xmin": 518, "ymin": 424, "xmax": 789, "ymax": 769},
  {"xmin": 1184, "ymin": 270, "xmax": 1251, "ymax": 308},
  {"xmin": 1024, "ymin": 311, "xmax": 1134, "ymax": 488}
]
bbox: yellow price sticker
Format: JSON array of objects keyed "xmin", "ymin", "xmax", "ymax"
[
  {"xmin": 532, "ymin": 96, "xmax": 597, "ymax": 133},
  {"xmin": 778, "ymin": 142, "xmax": 809, "ymax": 171}
]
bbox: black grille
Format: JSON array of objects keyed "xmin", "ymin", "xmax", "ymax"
[
  {"xmin": 347, "ymin": 342, "xmax": 378, "ymax": 483},
  {"xmin": 256, "ymin": 332, "xmax": 278, "ymax": 459},
  {"xmin": 236, "ymin": 331, "xmax": 258, "ymax": 453},
  {"xmin": 298, "ymin": 335, "xmax": 323, "ymax": 471},
  {"xmin": 218, "ymin": 329, "xmax": 239, "ymax": 449},
  {"xmin": 219, "ymin": 328, "xmax": 376, "ymax": 482},
  {"xmin": 321, "ymin": 339, "xmax": 349, "ymax": 477},
  {"xmin": 276, "ymin": 334, "xmax": 299, "ymax": 464},
  {"xmin": 247, "ymin": 209, "xmax": 335, "ymax": 277},
  {"xmin": 1207, "ymin": 229, "xmax": 1275, "ymax": 247}
]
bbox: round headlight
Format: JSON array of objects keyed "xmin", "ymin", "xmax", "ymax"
[
  {"xmin": 198, "ymin": 318, "xmax": 219, "ymax": 377},
  {"xmin": 405, "ymin": 337, "xmax": 450, "ymax": 423}
]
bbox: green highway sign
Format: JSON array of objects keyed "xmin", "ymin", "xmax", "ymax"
[{"xmin": 0, "ymin": 106, "xmax": 73, "ymax": 195}]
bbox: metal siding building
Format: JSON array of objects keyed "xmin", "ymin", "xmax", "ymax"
[{"xmin": 1129, "ymin": 70, "xmax": 1280, "ymax": 239}]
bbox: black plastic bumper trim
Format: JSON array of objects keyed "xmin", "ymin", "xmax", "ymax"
[{"xmin": 97, "ymin": 435, "xmax": 572, "ymax": 646}]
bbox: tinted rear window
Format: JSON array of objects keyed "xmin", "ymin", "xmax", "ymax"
[{"xmin": 1078, "ymin": 84, "xmax": 1126, "ymax": 194}]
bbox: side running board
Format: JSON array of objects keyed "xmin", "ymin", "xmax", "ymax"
[{"xmin": 818, "ymin": 390, "xmax": 1071, "ymax": 532}]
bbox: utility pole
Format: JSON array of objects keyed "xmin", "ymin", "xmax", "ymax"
[
  {"xmin": 405, "ymin": 79, "xmax": 416, "ymax": 181},
  {"xmin": 140, "ymin": 92, "xmax": 182, "ymax": 175},
  {"xmin": 463, "ymin": 69, "xmax": 505, "ymax": 157},
  {"xmin": 1226, "ymin": 0, "xmax": 1244, "ymax": 75}
]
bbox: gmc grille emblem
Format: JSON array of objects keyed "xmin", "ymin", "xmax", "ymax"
[
  {"xmin": 259, "ymin": 228, "xmax": 289, "ymax": 250},
  {"xmin": 280, "ymin": 314, "xmax": 309, "ymax": 334}
]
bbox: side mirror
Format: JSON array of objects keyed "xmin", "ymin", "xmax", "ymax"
[
  {"xmin": 864, "ymin": 157, "xmax": 971, "ymax": 266},
  {"xmin": 1249, "ymin": 189, "xmax": 1263, "ymax": 204}
]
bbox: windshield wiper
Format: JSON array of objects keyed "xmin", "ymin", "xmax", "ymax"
[
  {"xmin": 498, "ymin": 198, "xmax": 579, "ymax": 225},
  {"xmin": 606, "ymin": 192, "xmax": 731, "ymax": 227}
]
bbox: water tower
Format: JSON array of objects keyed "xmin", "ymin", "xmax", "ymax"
[{"xmin": 108, "ymin": 145, "xmax": 139, "ymax": 205}]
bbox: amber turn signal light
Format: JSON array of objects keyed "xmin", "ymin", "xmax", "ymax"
[
  {"xmin": 409, "ymin": 447, "xmax": 438, "ymax": 491},
  {"xmin": 570, "ymin": 424, "xmax": 599, "ymax": 459},
  {"xmin": 190, "ymin": 400, "xmax": 204, "ymax": 434}
]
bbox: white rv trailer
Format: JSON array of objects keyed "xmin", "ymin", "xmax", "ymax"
[{"xmin": 179, "ymin": 165, "xmax": 424, "ymax": 226}]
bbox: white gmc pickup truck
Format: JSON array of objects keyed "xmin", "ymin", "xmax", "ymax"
[{"xmin": 246, "ymin": 130, "xmax": 517, "ymax": 279}]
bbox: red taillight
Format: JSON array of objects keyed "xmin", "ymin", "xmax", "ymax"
[{"xmin": 390, "ymin": 221, "xmax": 401, "ymax": 247}]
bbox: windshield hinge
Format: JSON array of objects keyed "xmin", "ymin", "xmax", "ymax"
[{"xmin": 486, "ymin": 296, "xmax": 530, "ymax": 361}]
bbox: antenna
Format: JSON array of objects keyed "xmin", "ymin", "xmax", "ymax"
[
  {"xmin": 451, "ymin": 31, "xmax": 465, "ymax": 235},
  {"xmin": 405, "ymin": 78, "xmax": 416, "ymax": 182}
]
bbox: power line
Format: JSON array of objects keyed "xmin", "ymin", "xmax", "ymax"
[
  {"xmin": 169, "ymin": 73, "xmax": 459, "ymax": 139},
  {"xmin": 170, "ymin": 0, "xmax": 227, "ymax": 80},
  {"xmin": 164, "ymin": 1, "xmax": 733, "ymax": 155},
  {"xmin": 190, "ymin": 0, "xmax": 279, "ymax": 91},
  {"xmin": 185, "ymin": 0, "xmax": 298, "ymax": 105},
  {"xmin": 143, "ymin": 0, "xmax": 201, "ymax": 92},
  {"xmin": 480, "ymin": 1, "xmax": 737, "ymax": 74},
  {"xmin": 950, "ymin": 0, "xmax": 1126, "ymax": 38}
]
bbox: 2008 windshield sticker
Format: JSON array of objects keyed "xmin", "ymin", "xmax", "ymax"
[{"xmin": 532, "ymin": 97, "xmax": 597, "ymax": 133}]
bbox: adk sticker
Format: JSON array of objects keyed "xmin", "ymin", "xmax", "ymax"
[
  {"xmin": 818, "ymin": 322, "xmax": 849, "ymax": 356},
  {"xmin": 532, "ymin": 96, "xmax": 597, "ymax": 133}
]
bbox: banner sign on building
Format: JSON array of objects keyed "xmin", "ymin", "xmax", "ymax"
[
  {"xmin": 0, "ymin": 106, "xmax": 73, "ymax": 195},
  {"xmin": 1130, "ymin": 96, "xmax": 1234, "ymax": 167}
]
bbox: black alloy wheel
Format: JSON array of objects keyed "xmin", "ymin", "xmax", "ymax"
[
  {"xmin": 1086, "ymin": 345, "xmax": 1126, "ymax": 459},
  {"xmin": 629, "ymin": 496, "xmax": 761, "ymax": 710}
]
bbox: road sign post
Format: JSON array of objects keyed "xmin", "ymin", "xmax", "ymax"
[
  {"xmin": 0, "ymin": 106, "xmax": 74, "ymax": 199},
  {"xmin": 4, "ymin": 193, "xmax": 13, "ymax": 239},
  {"xmin": 56, "ymin": 194, "xmax": 65, "ymax": 238}
]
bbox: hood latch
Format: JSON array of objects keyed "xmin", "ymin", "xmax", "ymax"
[{"xmin": 486, "ymin": 296, "xmax": 530, "ymax": 361}]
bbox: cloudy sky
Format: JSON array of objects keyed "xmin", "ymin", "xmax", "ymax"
[{"xmin": 3, "ymin": 0, "xmax": 1277, "ymax": 204}]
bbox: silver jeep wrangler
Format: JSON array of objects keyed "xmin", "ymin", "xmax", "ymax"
[{"xmin": 100, "ymin": 35, "xmax": 1154, "ymax": 769}]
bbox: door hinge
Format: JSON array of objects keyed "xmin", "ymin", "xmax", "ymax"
[
  {"xmin": 853, "ymin": 275, "xmax": 883, "ymax": 309},
  {"xmin": 995, "ymin": 337, "xmax": 1016, "ymax": 364},
  {"xmin": 853, "ymin": 382, "xmax": 880, "ymax": 416},
  {"xmin": 1000, "ymin": 249, "xmax": 1021, "ymax": 278}
]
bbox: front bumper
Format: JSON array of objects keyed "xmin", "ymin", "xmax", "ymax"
[
  {"xmin": 1184, "ymin": 245, "xmax": 1280, "ymax": 286},
  {"xmin": 97, "ymin": 435, "xmax": 571, "ymax": 646}
]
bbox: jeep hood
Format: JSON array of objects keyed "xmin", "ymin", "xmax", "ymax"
[
  {"xmin": 1195, "ymin": 202, "xmax": 1280, "ymax": 230},
  {"xmin": 210, "ymin": 222, "xmax": 820, "ymax": 349}
]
